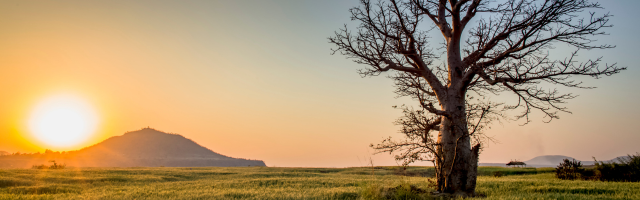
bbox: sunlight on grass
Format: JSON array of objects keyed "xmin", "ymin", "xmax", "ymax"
[{"xmin": 0, "ymin": 167, "xmax": 637, "ymax": 200}]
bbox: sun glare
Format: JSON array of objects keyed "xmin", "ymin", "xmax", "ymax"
[{"xmin": 28, "ymin": 95, "xmax": 99, "ymax": 147}]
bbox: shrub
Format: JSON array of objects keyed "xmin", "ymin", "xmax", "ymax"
[
  {"xmin": 31, "ymin": 164, "xmax": 48, "ymax": 169},
  {"xmin": 556, "ymin": 159, "xmax": 583, "ymax": 180},
  {"xmin": 48, "ymin": 160, "xmax": 66, "ymax": 169},
  {"xmin": 32, "ymin": 160, "xmax": 66, "ymax": 170},
  {"xmin": 555, "ymin": 154, "xmax": 640, "ymax": 182},
  {"xmin": 579, "ymin": 168, "xmax": 598, "ymax": 180},
  {"xmin": 594, "ymin": 154, "xmax": 640, "ymax": 182}
]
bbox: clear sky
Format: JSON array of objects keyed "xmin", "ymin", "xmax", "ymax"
[{"xmin": 0, "ymin": 0, "xmax": 638, "ymax": 167}]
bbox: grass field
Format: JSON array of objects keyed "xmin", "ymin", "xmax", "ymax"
[{"xmin": 0, "ymin": 166, "xmax": 638, "ymax": 199}]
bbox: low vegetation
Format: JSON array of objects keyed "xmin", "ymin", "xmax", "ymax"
[
  {"xmin": 32, "ymin": 160, "xmax": 66, "ymax": 170},
  {"xmin": 556, "ymin": 154, "xmax": 640, "ymax": 182},
  {"xmin": 0, "ymin": 166, "xmax": 637, "ymax": 199},
  {"xmin": 594, "ymin": 154, "xmax": 640, "ymax": 182}
]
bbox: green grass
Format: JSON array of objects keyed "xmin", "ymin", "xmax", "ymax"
[{"xmin": 0, "ymin": 166, "xmax": 637, "ymax": 199}]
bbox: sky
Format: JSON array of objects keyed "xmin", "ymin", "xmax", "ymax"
[{"xmin": 0, "ymin": 0, "xmax": 638, "ymax": 167}]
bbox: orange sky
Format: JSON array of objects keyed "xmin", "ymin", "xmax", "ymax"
[{"xmin": 0, "ymin": 1, "xmax": 638, "ymax": 167}]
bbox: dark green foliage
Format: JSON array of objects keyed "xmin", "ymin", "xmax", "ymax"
[
  {"xmin": 556, "ymin": 159, "xmax": 583, "ymax": 180},
  {"xmin": 579, "ymin": 168, "xmax": 598, "ymax": 180},
  {"xmin": 594, "ymin": 154, "xmax": 640, "ymax": 182},
  {"xmin": 555, "ymin": 154, "xmax": 640, "ymax": 182}
]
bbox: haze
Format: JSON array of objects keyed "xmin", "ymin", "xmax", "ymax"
[{"xmin": 0, "ymin": 0, "xmax": 638, "ymax": 167}]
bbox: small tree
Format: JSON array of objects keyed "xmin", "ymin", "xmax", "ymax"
[
  {"xmin": 556, "ymin": 158, "xmax": 583, "ymax": 180},
  {"xmin": 330, "ymin": 0, "xmax": 624, "ymax": 196}
]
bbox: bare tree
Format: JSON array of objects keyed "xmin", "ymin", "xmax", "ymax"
[
  {"xmin": 373, "ymin": 72, "xmax": 502, "ymax": 193},
  {"xmin": 329, "ymin": 0, "xmax": 624, "ymax": 196}
]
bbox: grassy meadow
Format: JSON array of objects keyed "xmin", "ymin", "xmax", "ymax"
[{"xmin": 0, "ymin": 166, "xmax": 638, "ymax": 200}]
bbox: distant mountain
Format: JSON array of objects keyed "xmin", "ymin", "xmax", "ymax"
[
  {"xmin": 523, "ymin": 155, "xmax": 633, "ymax": 166},
  {"xmin": 524, "ymin": 155, "xmax": 580, "ymax": 166},
  {"xmin": 0, "ymin": 128, "xmax": 266, "ymax": 168},
  {"xmin": 77, "ymin": 128, "xmax": 231, "ymax": 159}
]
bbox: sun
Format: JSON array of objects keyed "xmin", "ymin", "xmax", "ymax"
[{"xmin": 28, "ymin": 94, "xmax": 99, "ymax": 147}]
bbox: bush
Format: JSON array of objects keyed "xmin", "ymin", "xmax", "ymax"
[
  {"xmin": 31, "ymin": 164, "xmax": 48, "ymax": 169},
  {"xmin": 555, "ymin": 154, "xmax": 640, "ymax": 182},
  {"xmin": 556, "ymin": 159, "xmax": 583, "ymax": 180},
  {"xmin": 32, "ymin": 160, "xmax": 66, "ymax": 170},
  {"xmin": 594, "ymin": 154, "xmax": 640, "ymax": 182},
  {"xmin": 580, "ymin": 168, "xmax": 598, "ymax": 180}
]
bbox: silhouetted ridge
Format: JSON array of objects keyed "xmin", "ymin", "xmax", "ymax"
[
  {"xmin": 0, "ymin": 127, "xmax": 269, "ymax": 168},
  {"xmin": 78, "ymin": 128, "xmax": 230, "ymax": 159},
  {"xmin": 0, "ymin": 128, "xmax": 266, "ymax": 168},
  {"xmin": 524, "ymin": 155, "xmax": 576, "ymax": 166}
]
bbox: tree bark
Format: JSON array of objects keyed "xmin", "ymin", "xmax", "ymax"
[
  {"xmin": 436, "ymin": 95, "xmax": 480, "ymax": 196},
  {"xmin": 435, "ymin": 35, "xmax": 481, "ymax": 196}
]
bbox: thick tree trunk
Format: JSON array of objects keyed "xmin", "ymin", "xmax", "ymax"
[
  {"xmin": 431, "ymin": 28, "xmax": 481, "ymax": 196},
  {"xmin": 435, "ymin": 98, "xmax": 480, "ymax": 196}
]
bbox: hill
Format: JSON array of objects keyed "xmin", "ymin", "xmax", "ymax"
[
  {"xmin": 524, "ymin": 155, "xmax": 582, "ymax": 166},
  {"xmin": 0, "ymin": 128, "xmax": 266, "ymax": 168},
  {"xmin": 480, "ymin": 155, "xmax": 629, "ymax": 167},
  {"xmin": 77, "ymin": 128, "xmax": 231, "ymax": 159},
  {"xmin": 522, "ymin": 155, "xmax": 627, "ymax": 167}
]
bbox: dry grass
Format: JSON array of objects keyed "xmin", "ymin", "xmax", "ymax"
[{"xmin": 0, "ymin": 166, "xmax": 637, "ymax": 199}]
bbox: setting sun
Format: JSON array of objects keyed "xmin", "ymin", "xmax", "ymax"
[{"xmin": 28, "ymin": 95, "xmax": 99, "ymax": 147}]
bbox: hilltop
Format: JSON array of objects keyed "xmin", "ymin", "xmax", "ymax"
[
  {"xmin": 76, "ymin": 128, "xmax": 231, "ymax": 159},
  {"xmin": 0, "ymin": 128, "xmax": 266, "ymax": 168},
  {"xmin": 524, "ymin": 155, "xmax": 584, "ymax": 166}
]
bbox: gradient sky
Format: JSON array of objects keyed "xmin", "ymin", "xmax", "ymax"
[{"xmin": 0, "ymin": 0, "xmax": 638, "ymax": 167}]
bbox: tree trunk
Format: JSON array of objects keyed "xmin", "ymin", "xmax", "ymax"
[
  {"xmin": 431, "ymin": 29, "xmax": 480, "ymax": 197},
  {"xmin": 435, "ymin": 92, "xmax": 480, "ymax": 197}
]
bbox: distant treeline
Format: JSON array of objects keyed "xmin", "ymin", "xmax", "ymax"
[{"xmin": 0, "ymin": 149, "xmax": 72, "ymax": 157}]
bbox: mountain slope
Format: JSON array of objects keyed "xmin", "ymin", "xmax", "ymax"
[
  {"xmin": 524, "ymin": 155, "xmax": 577, "ymax": 166},
  {"xmin": 77, "ymin": 128, "xmax": 230, "ymax": 159},
  {"xmin": 70, "ymin": 128, "xmax": 266, "ymax": 167},
  {"xmin": 0, "ymin": 128, "xmax": 266, "ymax": 168}
]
